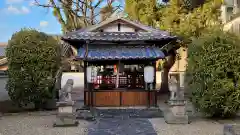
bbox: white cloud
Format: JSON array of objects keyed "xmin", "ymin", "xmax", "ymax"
[
  {"xmin": 29, "ymin": 0, "xmax": 36, "ymax": 6},
  {"xmin": 40, "ymin": 21, "xmax": 48, "ymax": 27},
  {"xmin": 5, "ymin": 0, "xmax": 23, "ymax": 4},
  {"xmin": 7, "ymin": 5, "xmax": 20, "ymax": 14},
  {"xmin": 21, "ymin": 6, "xmax": 30, "ymax": 14},
  {"xmin": 6, "ymin": 5, "xmax": 30, "ymax": 14}
]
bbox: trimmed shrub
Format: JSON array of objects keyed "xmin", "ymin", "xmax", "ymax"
[
  {"xmin": 186, "ymin": 29, "xmax": 240, "ymax": 118},
  {"xmin": 6, "ymin": 29, "xmax": 61, "ymax": 109}
]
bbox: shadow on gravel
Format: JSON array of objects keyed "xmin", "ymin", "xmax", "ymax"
[
  {"xmin": 0, "ymin": 100, "xmax": 57, "ymax": 113},
  {"xmin": 0, "ymin": 100, "xmax": 34, "ymax": 113}
]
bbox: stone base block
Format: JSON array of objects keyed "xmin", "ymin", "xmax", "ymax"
[
  {"xmin": 58, "ymin": 106, "xmax": 74, "ymax": 114},
  {"xmin": 168, "ymin": 99, "xmax": 186, "ymax": 106},
  {"xmin": 224, "ymin": 124, "xmax": 240, "ymax": 135},
  {"xmin": 57, "ymin": 113, "xmax": 76, "ymax": 118},
  {"xmin": 57, "ymin": 101, "xmax": 75, "ymax": 107},
  {"xmin": 164, "ymin": 109, "xmax": 189, "ymax": 124},
  {"xmin": 164, "ymin": 114, "xmax": 189, "ymax": 124},
  {"xmin": 53, "ymin": 116, "xmax": 79, "ymax": 127}
]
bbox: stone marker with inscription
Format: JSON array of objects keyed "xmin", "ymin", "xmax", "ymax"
[
  {"xmin": 53, "ymin": 79, "xmax": 79, "ymax": 127},
  {"xmin": 164, "ymin": 76, "xmax": 189, "ymax": 124},
  {"xmin": 224, "ymin": 124, "xmax": 240, "ymax": 135}
]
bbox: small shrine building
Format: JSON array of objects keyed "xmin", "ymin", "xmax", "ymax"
[{"xmin": 61, "ymin": 15, "xmax": 178, "ymax": 107}]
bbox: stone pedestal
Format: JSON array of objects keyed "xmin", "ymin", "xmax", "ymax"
[
  {"xmin": 53, "ymin": 101, "xmax": 79, "ymax": 127},
  {"xmin": 164, "ymin": 99, "xmax": 189, "ymax": 124}
]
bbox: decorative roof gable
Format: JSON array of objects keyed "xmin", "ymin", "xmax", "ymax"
[
  {"xmin": 64, "ymin": 14, "xmax": 170, "ymax": 35},
  {"xmin": 87, "ymin": 17, "xmax": 168, "ymax": 34}
]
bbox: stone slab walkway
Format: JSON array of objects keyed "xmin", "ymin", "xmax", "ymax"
[
  {"xmin": 94, "ymin": 108, "xmax": 163, "ymax": 118},
  {"xmin": 87, "ymin": 118, "xmax": 157, "ymax": 135}
]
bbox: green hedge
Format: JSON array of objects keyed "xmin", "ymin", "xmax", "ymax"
[
  {"xmin": 6, "ymin": 29, "xmax": 61, "ymax": 109},
  {"xmin": 186, "ymin": 29, "xmax": 240, "ymax": 118}
]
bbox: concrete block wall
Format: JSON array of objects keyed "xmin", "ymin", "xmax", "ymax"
[
  {"xmin": 0, "ymin": 71, "xmax": 186, "ymax": 101},
  {"xmin": 0, "ymin": 73, "xmax": 85, "ymax": 102},
  {"xmin": 0, "ymin": 77, "xmax": 9, "ymax": 101},
  {"xmin": 61, "ymin": 72, "xmax": 84, "ymax": 89},
  {"xmin": 156, "ymin": 71, "xmax": 186, "ymax": 88}
]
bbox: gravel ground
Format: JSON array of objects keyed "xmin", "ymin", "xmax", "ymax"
[
  {"xmin": 0, "ymin": 113, "xmax": 89, "ymax": 135},
  {"xmin": 0, "ymin": 112, "xmax": 227, "ymax": 135},
  {"xmin": 150, "ymin": 118, "xmax": 224, "ymax": 135},
  {"xmin": 0, "ymin": 87, "xmax": 236, "ymax": 135}
]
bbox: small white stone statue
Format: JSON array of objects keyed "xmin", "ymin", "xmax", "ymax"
[
  {"xmin": 169, "ymin": 76, "xmax": 178, "ymax": 100},
  {"xmin": 59, "ymin": 79, "xmax": 74, "ymax": 102}
]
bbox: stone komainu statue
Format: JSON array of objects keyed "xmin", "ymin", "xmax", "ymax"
[
  {"xmin": 169, "ymin": 76, "xmax": 184, "ymax": 100},
  {"xmin": 59, "ymin": 79, "xmax": 74, "ymax": 102}
]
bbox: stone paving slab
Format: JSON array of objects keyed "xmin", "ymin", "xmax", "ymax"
[
  {"xmin": 87, "ymin": 118, "xmax": 157, "ymax": 135},
  {"xmin": 94, "ymin": 108, "xmax": 163, "ymax": 118}
]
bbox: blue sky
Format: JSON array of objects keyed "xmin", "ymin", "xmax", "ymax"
[
  {"xmin": 0, "ymin": 0, "xmax": 62, "ymax": 42},
  {"xmin": 0, "ymin": 0, "xmax": 124, "ymax": 42},
  {"xmin": 0, "ymin": 0, "xmax": 164, "ymax": 42}
]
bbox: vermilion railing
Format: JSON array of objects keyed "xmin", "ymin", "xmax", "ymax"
[{"xmin": 92, "ymin": 74, "xmax": 144, "ymax": 89}]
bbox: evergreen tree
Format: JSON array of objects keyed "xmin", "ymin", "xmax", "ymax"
[
  {"xmin": 124, "ymin": 0, "xmax": 157, "ymax": 26},
  {"xmin": 158, "ymin": 0, "xmax": 222, "ymax": 92},
  {"xmin": 160, "ymin": 0, "xmax": 222, "ymax": 40}
]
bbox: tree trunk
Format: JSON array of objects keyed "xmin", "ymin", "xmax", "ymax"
[
  {"xmin": 160, "ymin": 68, "xmax": 170, "ymax": 94},
  {"xmin": 159, "ymin": 51, "xmax": 176, "ymax": 94}
]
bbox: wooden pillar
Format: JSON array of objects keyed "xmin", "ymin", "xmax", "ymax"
[
  {"xmin": 84, "ymin": 61, "xmax": 87, "ymax": 89},
  {"xmin": 88, "ymin": 83, "xmax": 93, "ymax": 107},
  {"xmin": 84, "ymin": 40, "xmax": 89, "ymax": 90},
  {"xmin": 116, "ymin": 61, "xmax": 120, "ymax": 88},
  {"xmin": 148, "ymin": 83, "xmax": 150, "ymax": 107},
  {"xmin": 153, "ymin": 61, "xmax": 156, "ymax": 90},
  {"xmin": 153, "ymin": 61, "xmax": 157, "ymax": 106}
]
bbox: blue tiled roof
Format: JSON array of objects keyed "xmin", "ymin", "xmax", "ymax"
[
  {"xmin": 63, "ymin": 32, "xmax": 177, "ymax": 42},
  {"xmin": 77, "ymin": 46, "xmax": 165, "ymax": 60}
]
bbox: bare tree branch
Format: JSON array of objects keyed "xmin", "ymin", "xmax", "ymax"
[
  {"xmin": 94, "ymin": 0, "xmax": 104, "ymax": 8},
  {"xmin": 32, "ymin": 0, "xmax": 122, "ymax": 32}
]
